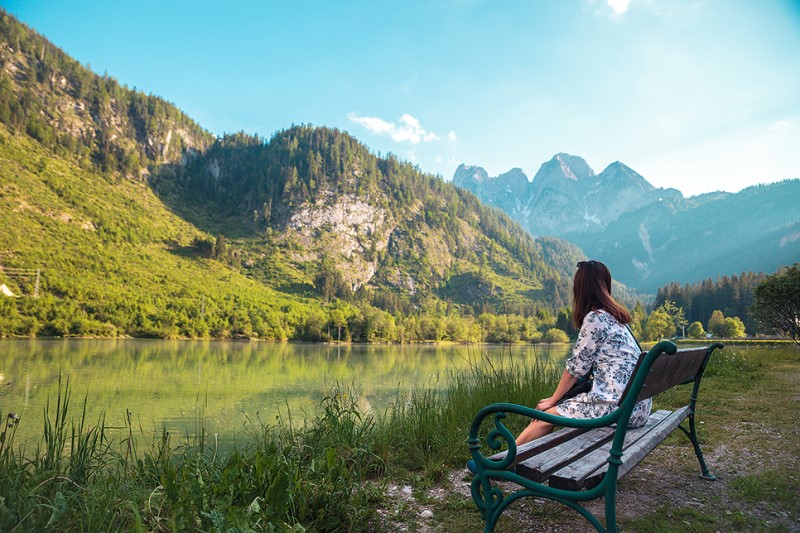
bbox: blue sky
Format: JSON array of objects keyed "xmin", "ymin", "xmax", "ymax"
[{"xmin": 5, "ymin": 0, "xmax": 800, "ymax": 196}]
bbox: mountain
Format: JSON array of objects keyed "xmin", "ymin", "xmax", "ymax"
[
  {"xmin": 574, "ymin": 180, "xmax": 800, "ymax": 292},
  {"xmin": 156, "ymin": 126, "xmax": 581, "ymax": 314},
  {"xmin": 454, "ymin": 156, "xmax": 800, "ymax": 292},
  {"xmin": 0, "ymin": 10, "xmax": 596, "ymax": 340},
  {"xmin": 455, "ymin": 154, "xmax": 682, "ymax": 238}
]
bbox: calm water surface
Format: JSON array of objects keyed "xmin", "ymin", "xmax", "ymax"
[{"xmin": 0, "ymin": 339, "xmax": 569, "ymax": 447}]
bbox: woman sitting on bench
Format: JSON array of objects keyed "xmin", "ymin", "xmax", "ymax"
[{"xmin": 516, "ymin": 259, "xmax": 650, "ymax": 446}]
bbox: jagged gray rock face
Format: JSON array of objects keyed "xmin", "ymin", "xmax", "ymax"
[{"xmin": 454, "ymin": 153, "xmax": 681, "ymax": 239}]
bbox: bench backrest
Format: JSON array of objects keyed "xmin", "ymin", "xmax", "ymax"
[{"xmin": 618, "ymin": 346, "xmax": 711, "ymax": 405}]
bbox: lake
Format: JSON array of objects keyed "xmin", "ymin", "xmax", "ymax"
[{"xmin": 0, "ymin": 339, "xmax": 570, "ymax": 447}]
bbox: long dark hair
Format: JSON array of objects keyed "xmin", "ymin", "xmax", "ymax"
[{"xmin": 572, "ymin": 260, "xmax": 631, "ymax": 328}]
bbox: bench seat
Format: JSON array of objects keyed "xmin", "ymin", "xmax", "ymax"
[{"xmin": 546, "ymin": 407, "xmax": 689, "ymax": 490}]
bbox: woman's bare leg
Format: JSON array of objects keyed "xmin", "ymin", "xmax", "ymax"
[{"xmin": 515, "ymin": 407, "xmax": 559, "ymax": 446}]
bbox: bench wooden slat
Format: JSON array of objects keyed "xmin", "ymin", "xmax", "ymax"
[
  {"xmin": 542, "ymin": 409, "xmax": 670, "ymax": 490},
  {"xmin": 486, "ymin": 426, "xmax": 588, "ymax": 469},
  {"xmin": 548, "ymin": 407, "xmax": 690, "ymax": 490},
  {"xmin": 584, "ymin": 406, "xmax": 691, "ymax": 489},
  {"xmin": 516, "ymin": 427, "xmax": 616, "ymax": 482}
]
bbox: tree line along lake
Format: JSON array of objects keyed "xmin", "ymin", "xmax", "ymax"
[{"xmin": 0, "ymin": 339, "xmax": 570, "ymax": 448}]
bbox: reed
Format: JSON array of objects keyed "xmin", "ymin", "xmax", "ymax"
[{"xmin": 374, "ymin": 348, "xmax": 560, "ymax": 475}]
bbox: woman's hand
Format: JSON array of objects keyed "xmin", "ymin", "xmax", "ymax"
[{"xmin": 536, "ymin": 396, "xmax": 557, "ymax": 411}]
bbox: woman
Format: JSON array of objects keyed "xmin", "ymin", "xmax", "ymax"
[{"xmin": 515, "ymin": 259, "xmax": 649, "ymax": 445}]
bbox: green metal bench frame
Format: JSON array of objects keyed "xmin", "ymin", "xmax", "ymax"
[{"xmin": 468, "ymin": 340, "xmax": 724, "ymax": 533}]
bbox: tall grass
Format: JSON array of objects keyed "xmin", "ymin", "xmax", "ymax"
[
  {"xmin": 374, "ymin": 350, "xmax": 560, "ymax": 477},
  {"xmin": 0, "ymin": 351, "xmax": 561, "ymax": 530},
  {"xmin": 0, "ymin": 381, "xmax": 385, "ymax": 531}
]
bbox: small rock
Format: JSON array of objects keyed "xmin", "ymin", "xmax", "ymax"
[{"xmin": 420, "ymin": 509, "xmax": 434, "ymax": 519}]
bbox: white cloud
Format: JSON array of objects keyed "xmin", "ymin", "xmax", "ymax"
[
  {"xmin": 447, "ymin": 131, "xmax": 458, "ymax": 143},
  {"xmin": 769, "ymin": 120, "xmax": 791, "ymax": 131},
  {"xmin": 606, "ymin": 0, "xmax": 632, "ymax": 15},
  {"xmin": 348, "ymin": 112, "xmax": 439, "ymax": 144}
]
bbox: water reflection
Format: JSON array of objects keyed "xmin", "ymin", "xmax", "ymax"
[{"xmin": 0, "ymin": 339, "xmax": 569, "ymax": 446}]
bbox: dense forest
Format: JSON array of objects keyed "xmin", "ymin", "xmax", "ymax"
[{"xmin": 653, "ymin": 272, "xmax": 765, "ymax": 335}]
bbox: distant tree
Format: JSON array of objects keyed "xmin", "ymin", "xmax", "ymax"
[
  {"xmin": 644, "ymin": 308, "xmax": 673, "ymax": 341},
  {"xmin": 659, "ymin": 300, "xmax": 688, "ymax": 338},
  {"xmin": 543, "ymin": 328, "xmax": 569, "ymax": 344},
  {"xmin": 629, "ymin": 301, "xmax": 647, "ymax": 340},
  {"xmin": 554, "ymin": 308, "xmax": 577, "ymax": 338},
  {"xmin": 721, "ymin": 316, "xmax": 747, "ymax": 339},
  {"xmin": 644, "ymin": 300, "xmax": 685, "ymax": 341},
  {"xmin": 751, "ymin": 263, "xmax": 800, "ymax": 345},
  {"xmin": 687, "ymin": 321, "xmax": 705, "ymax": 339},
  {"xmin": 706, "ymin": 310, "xmax": 746, "ymax": 339},
  {"xmin": 214, "ymin": 234, "xmax": 227, "ymax": 260},
  {"xmin": 707, "ymin": 310, "xmax": 726, "ymax": 338},
  {"xmin": 192, "ymin": 236, "xmax": 214, "ymax": 258},
  {"xmin": 329, "ymin": 309, "xmax": 348, "ymax": 342},
  {"xmin": 315, "ymin": 260, "xmax": 335, "ymax": 303}
]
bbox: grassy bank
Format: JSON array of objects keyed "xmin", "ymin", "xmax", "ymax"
[
  {"xmin": 0, "ymin": 352, "xmax": 559, "ymax": 531},
  {"xmin": 1, "ymin": 345, "xmax": 797, "ymax": 531}
]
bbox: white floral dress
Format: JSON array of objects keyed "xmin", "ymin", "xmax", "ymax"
[{"xmin": 555, "ymin": 309, "xmax": 651, "ymax": 428}]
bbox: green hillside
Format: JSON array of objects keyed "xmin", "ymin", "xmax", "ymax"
[
  {"xmin": 0, "ymin": 11, "xmax": 587, "ymax": 341},
  {"xmin": 0, "ymin": 124, "xmax": 323, "ymax": 339}
]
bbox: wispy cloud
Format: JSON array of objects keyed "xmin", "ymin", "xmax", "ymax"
[
  {"xmin": 348, "ymin": 113, "xmax": 439, "ymax": 143},
  {"xmin": 607, "ymin": 0, "xmax": 632, "ymax": 15},
  {"xmin": 769, "ymin": 120, "xmax": 791, "ymax": 131}
]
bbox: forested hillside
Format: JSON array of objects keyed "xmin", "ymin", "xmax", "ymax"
[
  {"xmin": 0, "ymin": 11, "xmax": 600, "ymax": 341},
  {"xmin": 159, "ymin": 125, "xmax": 581, "ymax": 313},
  {"xmin": 0, "ymin": 11, "xmax": 212, "ymax": 176},
  {"xmin": 574, "ymin": 180, "xmax": 800, "ymax": 292}
]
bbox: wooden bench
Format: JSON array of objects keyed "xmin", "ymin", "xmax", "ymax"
[{"xmin": 468, "ymin": 340, "xmax": 724, "ymax": 533}]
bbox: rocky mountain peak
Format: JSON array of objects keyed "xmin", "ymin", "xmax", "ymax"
[
  {"xmin": 496, "ymin": 167, "xmax": 530, "ymax": 185},
  {"xmin": 596, "ymin": 161, "xmax": 653, "ymax": 190},
  {"xmin": 452, "ymin": 163, "xmax": 490, "ymax": 187},
  {"xmin": 453, "ymin": 152, "xmax": 688, "ymax": 239},
  {"xmin": 553, "ymin": 153, "xmax": 596, "ymax": 181}
]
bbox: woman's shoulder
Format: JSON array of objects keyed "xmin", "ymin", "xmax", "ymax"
[{"xmin": 584, "ymin": 309, "xmax": 620, "ymax": 327}]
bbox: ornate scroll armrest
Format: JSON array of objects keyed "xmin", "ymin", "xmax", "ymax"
[{"xmin": 468, "ymin": 402, "xmax": 619, "ymax": 472}]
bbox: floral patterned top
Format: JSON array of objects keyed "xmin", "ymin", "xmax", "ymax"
[{"xmin": 555, "ymin": 309, "xmax": 651, "ymax": 428}]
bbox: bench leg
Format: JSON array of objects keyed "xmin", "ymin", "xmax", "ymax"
[{"xmin": 679, "ymin": 415, "xmax": 716, "ymax": 481}]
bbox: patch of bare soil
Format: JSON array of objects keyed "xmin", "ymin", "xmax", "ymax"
[{"xmin": 374, "ymin": 442, "xmax": 796, "ymax": 532}]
